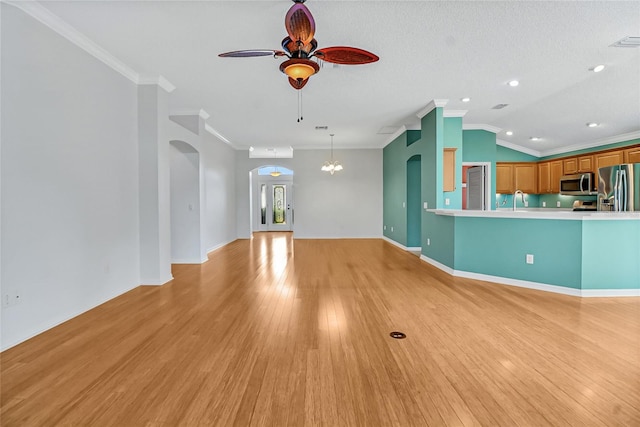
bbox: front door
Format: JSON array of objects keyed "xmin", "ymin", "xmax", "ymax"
[{"xmin": 259, "ymin": 182, "xmax": 293, "ymax": 231}]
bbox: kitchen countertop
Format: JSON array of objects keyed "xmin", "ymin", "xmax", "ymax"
[{"xmin": 428, "ymin": 208, "xmax": 640, "ymax": 220}]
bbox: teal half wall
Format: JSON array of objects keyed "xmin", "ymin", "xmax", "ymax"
[{"xmin": 422, "ymin": 212, "xmax": 640, "ymax": 292}]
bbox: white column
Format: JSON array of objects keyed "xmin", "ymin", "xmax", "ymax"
[{"xmin": 138, "ymin": 83, "xmax": 172, "ymax": 285}]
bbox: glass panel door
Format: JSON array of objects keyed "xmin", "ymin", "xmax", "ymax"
[{"xmin": 267, "ymin": 183, "xmax": 292, "ymax": 231}]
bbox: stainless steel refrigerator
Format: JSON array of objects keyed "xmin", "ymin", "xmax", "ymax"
[{"xmin": 597, "ymin": 163, "xmax": 640, "ymax": 211}]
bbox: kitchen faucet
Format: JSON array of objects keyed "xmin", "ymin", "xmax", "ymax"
[{"xmin": 513, "ymin": 190, "xmax": 525, "ymax": 211}]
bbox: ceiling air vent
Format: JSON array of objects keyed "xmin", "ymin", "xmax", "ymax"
[
  {"xmin": 315, "ymin": 126, "xmax": 328, "ymax": 130},
  {"xmin": 492, "ymin": 104, "xmax": 509, "ymax": 110},
  {"xmin": 610, "ymin": 36, "xmax": 640, "ymax": 48}
]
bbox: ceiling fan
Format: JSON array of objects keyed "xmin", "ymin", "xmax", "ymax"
[{"xmin": 218, "ymin": 0, "xmax": 379, "ymax": 91}]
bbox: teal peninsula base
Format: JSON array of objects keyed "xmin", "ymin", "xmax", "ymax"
[{"xmin": 419, "ymin": 210, "xmax": 640, "ymax": 297}]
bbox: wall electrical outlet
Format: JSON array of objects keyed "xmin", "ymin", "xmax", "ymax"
[
  {"xmin": 402, "ymin": 202, "xmax": 406, "ymax": 208},
  {"xmin": 542, "ymin": 202, "xmax": 546, "ymax": 207},
  {"xmin": 391, "ymin": 226, "xmax": 394, "ymax": 232},
  {"xmin": 3, "ymin": 291, "xmax": 22, "ymax": 307},
  {"xmin": 445, "ymin": 198, "xmax": 450, "ymax": 206},
  {"xmin": 383, "ymin": 225, "xmax": 386, "ymax": 230},
  {"xmin": 526, "ymin": 254, "xmax": 534, "ymax": 264},
  {"xmin": 427, "ymin": 238, "xmax": 431, "ymax": 246},
  {"xmin": 524, "ymin": 201, "xmax": 529, "ymax": 207},
  {"xmin": 557, "ymin": 201, "xmax": 561, "ymax": 208}
]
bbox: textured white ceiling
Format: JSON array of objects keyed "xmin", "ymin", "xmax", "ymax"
[{"xmin": 30, "ymin": 1, "xmax": 640, "ymax": 155}]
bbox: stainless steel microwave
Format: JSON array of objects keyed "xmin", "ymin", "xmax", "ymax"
[{"xmin": 560, "ymin": 173, "xmax": 594, "ymax": 195}]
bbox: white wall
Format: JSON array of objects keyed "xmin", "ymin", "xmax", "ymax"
[
  {"xmin": 201, "ymin": 132, "xmax": 237, "ymax": 253},
  {"xmin": 1, "ymin": 4, "xmax": 140, "ymax": 350},
  {"xmin": 170, "ymin": 142, "xmax": 202, "ymax": 263},
  {"xmin": 236, "ymin": 149, "xmax": 383, "ymax": 238}
]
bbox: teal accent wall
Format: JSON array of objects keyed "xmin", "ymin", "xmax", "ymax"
[
  {"xmin": 454, "ymin": 217, "xmax": 582, "ymax": 288},
  {"xmin": 420, "ymin": 109, "xmax": 439, "ymax": 210},
  {"xmin": 407, "ymin": 156, "xmax": 421, "ymax": 247},
  {"xmin": 463, "ymin": 130, "xmax": 497, "ymax": 209},
  {"xmin": 496, "ymin": 145, "xmax": 539, "ymax": 162},
  {"xmin": 407, "ymin": 130, "xmax": 421, "ymax": 146},
  {"xmin": 538, "ymin": 194, "xmax": 596, "ymax": 209},
  {"xmin": 540, "ymin": 138, "xmax": 640, "ymax": 161},
  {"xmin": 423, "ymin": 212, "xmax": 454, "ymax": 266},
  {"xmin": 581, "ymin": 220, "xmax": 640, "ymax": 289},
  {"xmin": 383, "ymin": 132, "xmax": 407, "ymax": 245},
  {"xmin": 496, "ymin": 193, "xmax": 541, "ymax": 208},
  {"xmin": 444, "ymin": 117, "xmax": 463, "ymax": 209}
]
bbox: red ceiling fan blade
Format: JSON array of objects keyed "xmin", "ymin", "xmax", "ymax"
[
  {"xmin": 219, "ymin": 50, "xmax": 286, "ymax": 58},
  {"xmin": 285, "ymin": 3, "xmax": 315, "ymax": 46},
  {"xmin": 314, "ymin": 47, "xmax": 379, "ymax": 65}
]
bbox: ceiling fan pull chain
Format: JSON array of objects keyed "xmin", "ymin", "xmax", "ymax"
[{"xmin": 297, "ymin": 90, "xmax": 304, "ymax": 122}]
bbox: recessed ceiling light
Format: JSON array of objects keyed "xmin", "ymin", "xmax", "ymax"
[
  {"xmin": 591, "ymin": 65, "xmax": 605, "ymax": 73},
  {"xmin": 461, "ymin": 97, "xmax": 471, "ymax": 102},
  {"xmin": 587, "ymin": 122, "xmax": 599, "ymax": 127},
  {"xmin": 508, "ymin": 80, "xmax": 519, "ymax": 87},
  {"xmin": 530, "ymin": 137, "xmax": 540, "ymax": 141},
  {"xmin": 505, "ymin": 131, "xmax": 513, "ymax": 136}
]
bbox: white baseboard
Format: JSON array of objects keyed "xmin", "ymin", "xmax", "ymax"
[
  {"xmin": 139, "ymin": 275, "xmax": 173, "ymax": 286},
  {"xmin": 1, "ymin": 282, "xmax": 139, "ymax": 352},
  {"xmin": 581, "ymin": 288, "xmax": 640, "ymax": 297},
  {"xmin": 419, "ymin": 254, "xmax": 639, "ymax": 298},
  {"xmin": 382, "ymin": 237, "xmax": 421, "ymax": 253},
  {"xmin": 171, "ymin": 258, "xmax": 205, "ymax": 264},
  {"xmin": 207, "ymin": 238, "xmax": 236, "ymax": 255}
]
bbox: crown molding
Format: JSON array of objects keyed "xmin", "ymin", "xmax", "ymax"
[
  {"xmin": 204, "ymin": 124, "xmax": 236, "ymax": 148},
  {"xmin": 138, "ymin": 75, "xmax": 176, "ymax": 93},
  {"xmin": 416, "ymin": 99, "xmax": 449, "ymax": 119},
  {"xmin": 170, "ymin": 109, "xmax": 210, "ymax": 120},
  {"xmin": 8, "ymin": 0, "xmax": 139, "ymax": 84},
  {"xmin": 381, "ymin": 125, "xmax": 408, "ymax": 148},
  {"xmin": 443, "ymin": 110, "xmax": 468, "ymax": 118},
  {"xmin": 496, "ymin": 139, "xmax": 542, "ymax": 158},
  {"xmin": 463, "ymin": 124, "xmax": 502, "ymax": 134},
  {"xmin": 539, "ymin": 130, "xmax": 640, "ymax": 157}
]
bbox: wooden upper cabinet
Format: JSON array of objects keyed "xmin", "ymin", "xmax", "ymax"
[
  {"xmin": 496, "ymin": 163, "xmax": 514, "ymax": 193},
  {"xmin": 514, "ymin": 163, "xmax": 537, "ymax": 194},
  {"xmin": 624, "ymin": 146, "xmax": 640, "ymax": 163},
  {"xmin": 563, "ymin": 155, "xmax": 593, "ymax": 174},
  {"xmin": 563, "ymin": 157, "xmax": 578, "ymax": 175},
  {"xmin": 537, "ymin": 160, "xmax": 562, "ymax": 194},
  {"xmin": 577, "ymin": 155, "xmax": 593, "ymax": 173},
  {"xmin": 443, "ymin": 148, "xmax": 456, "ymax": 192},
  {"xmin": 549, "ymin": 160, "xmax": 563, "ymax": 193},
  {"xmin": 594, "ymin": 150, "xmax": 624, "ymax": 171},
  {"xmin": 537, "ymin": 162, "xmax": 551, "ymax": 194}
]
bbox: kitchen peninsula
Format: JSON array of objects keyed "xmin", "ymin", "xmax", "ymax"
[{"xmin": 422, "ymin": 209, "xmax": 640, "ymax": 297}]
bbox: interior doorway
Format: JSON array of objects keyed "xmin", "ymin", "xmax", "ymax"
[
  {"xmin": 462, "ymin": 162, "xmax": 491, "ymax": 210},
  {"xmin": 251, "ymin": 166, "xmax": 294, "ymax": 232}
]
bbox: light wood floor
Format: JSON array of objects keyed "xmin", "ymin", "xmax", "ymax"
[{"xmin": 2, "ymin": 233, "xmax": 639, "ymax": 426}]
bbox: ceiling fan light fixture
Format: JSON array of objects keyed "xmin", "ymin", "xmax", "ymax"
[{"xmin": 280, "ymin": 58, "xmax": 319, "ymax": 81}]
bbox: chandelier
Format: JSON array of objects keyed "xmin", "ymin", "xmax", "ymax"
[{"xmin": 321, "ymin": 134, "xmax": 343, "ymax": 175}]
